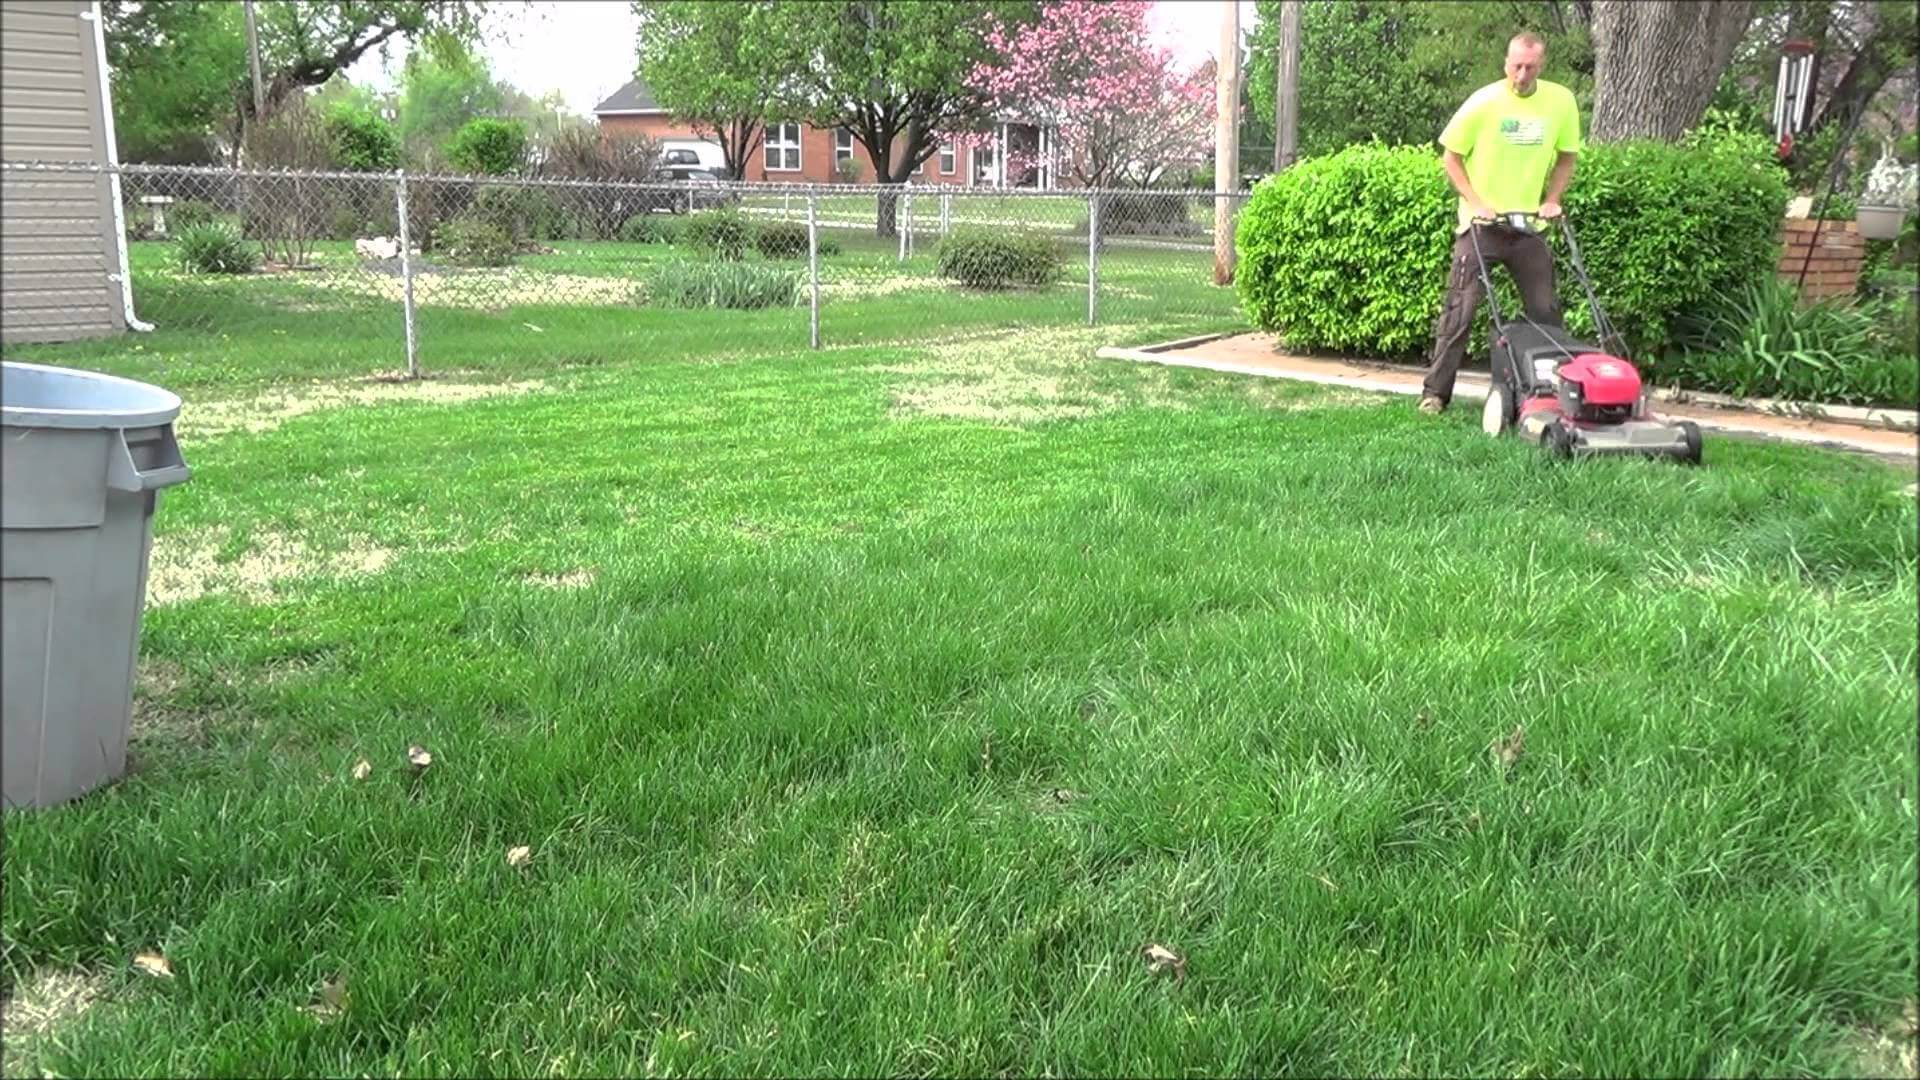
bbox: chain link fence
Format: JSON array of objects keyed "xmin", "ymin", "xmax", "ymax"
[{"xmin": 3, "ymin": 160, "xmax": 1252, "ymax": 374}]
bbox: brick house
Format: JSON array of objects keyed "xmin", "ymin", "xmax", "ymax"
[{"xmin": 593, "ymin": 77, "xmax": 1062, "ymax": 188}]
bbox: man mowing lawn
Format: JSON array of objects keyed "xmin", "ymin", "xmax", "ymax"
[{"xmin": 1421, "ymin": 30, "xmax": 1581, "ymax": 414}]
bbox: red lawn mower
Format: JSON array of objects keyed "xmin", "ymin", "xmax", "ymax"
[{"xmin": 1470, "ymin": 213, "xmax": 1703, "ymax": 464}]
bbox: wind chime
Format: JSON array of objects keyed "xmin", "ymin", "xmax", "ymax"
[{"xmin": 1772, "ymin": 38, "xmax": 1816, "ymax": 161}]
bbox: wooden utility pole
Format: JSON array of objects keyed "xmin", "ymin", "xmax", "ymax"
[
  {"xmin": 1213, "ymin": 0, "xmax": 1240, "ymax": 285},
  {"xmin": 1273, "ymin": 0, "xmax": 1300, "ymax": 171},
  {"xmin": 243, "ymin": 0, "xmax": 266, "ymax": 116}
]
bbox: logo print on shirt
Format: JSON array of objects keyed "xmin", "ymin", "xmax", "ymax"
[{"xmin": 1500, "ymin": 117, "xmax": 1546, "ymax": 146}]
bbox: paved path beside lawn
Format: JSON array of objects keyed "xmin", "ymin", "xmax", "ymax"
[{"xmin": 1098, "ymin": 331, "xmax": 1920, "ymax": 462}]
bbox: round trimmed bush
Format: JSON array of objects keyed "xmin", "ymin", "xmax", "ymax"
[
  {"xmin": 435, "ymin": 215, "xmax": 516, "ymax": 267},
  {"xmin": 1234, "ymin": 138, "xmax": 1791, "ymax": 360},
  {"xmin": 620, "ymin": 214, "xmax": 684, "ymax": 245},
  {"xmin": 754, "ymin": 220, "xmax": 808, "ymax": 259},
  {"xmin": 176, "ymin": 222, "xmax": 257, "ymax": 274},
  {"xmin": 936, "ymin": 227, "xmax": 1061, "ymax": 289},
  {"xmin": 683, "ymin": 207, "xmax": 751, "ymax": 260}
]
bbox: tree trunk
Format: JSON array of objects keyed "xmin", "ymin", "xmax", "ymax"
[{"xmin": 1590, "ymin": 0, "xmax": 1754, "ymax": 142}]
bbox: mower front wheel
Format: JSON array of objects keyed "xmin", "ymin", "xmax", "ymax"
[
  {"xmin": 1543, "ymin": 420, "xmax": 1574, "ymax": 460},
  {"xmin": 1679, "ymin": 420, "xmax": 1703, "ymax": 465}
]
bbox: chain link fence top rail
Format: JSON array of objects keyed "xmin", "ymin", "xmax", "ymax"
[{"xmin": 3, "ymin": 160, "xmax": 1253, "ymax": 375}]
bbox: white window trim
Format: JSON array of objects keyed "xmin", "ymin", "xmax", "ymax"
[
  {"xmin": 765, "ymin": 122, "xmax": 803, "ymax": 173},
  {"xmin": 939, "ymin": 142, "xmax": 956, "ymax": 175},
  {"xmin": 834, "ymin": 128, "xmax": 855, "ymax": 164}
]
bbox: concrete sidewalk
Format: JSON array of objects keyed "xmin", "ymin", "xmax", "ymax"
[{"xmin": 1097, "ymin": 332, "xmax": 1920, "ymax": 462}]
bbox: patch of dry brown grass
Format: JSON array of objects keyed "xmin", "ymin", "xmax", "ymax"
[
  {"xmin": 147, "ymin": 526, "xmax": 396, "ymax": 605},
  {"xmin": 177, "ymin": 376, "xmax": 547, "ymax": 439}
]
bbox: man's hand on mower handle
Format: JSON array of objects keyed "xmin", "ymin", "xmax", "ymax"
[
  {"xmin": 1468, "ymin": 201, "xmax": 1497, "ymax": 223},
  {"xmin": 1537, "ymin": 201, "xmax": 1564, "ymax": 220}
]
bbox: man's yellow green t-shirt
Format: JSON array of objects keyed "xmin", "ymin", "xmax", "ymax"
[{"xmin": 1439, "ymin": 79, "xmax": 1582, "ymax": 232}]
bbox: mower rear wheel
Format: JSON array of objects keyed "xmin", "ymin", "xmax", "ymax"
[
  {"xmin": 1679, "ymin": 420, "xmax": 1703, "ymax": 465},
  {"xmin": 1481, "ymin": 387, "xmax": 1511, "ymax": 436}
]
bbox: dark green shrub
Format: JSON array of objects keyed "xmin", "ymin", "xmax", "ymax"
[
  {"xmin": 619, "ymin": 214, "xmax": 684, "ymax": 245},
  {"xmin": 176, "ymin": 223, "xmax": 258, "ymax": 274},
  {"xmin": 168, "ymin": 199, "xmax": 217, "ymax": 233},
  {"xmin": 683, "ymin": 207, "xmax": 751, "ymax": 260},
  {"xmin": 754, "ymin": 220, "xmax": 808, "ymax": 259},
  {"xmin": 1234, "ymin": 138, "xmax": 1791, "ymax": 360},
  {"xmin": 645, "ymin": 260, "xmax": 800, "ymax": 309},
  {"xmin": 466, "ymin": 185, "xmax": 572, "ymax": 246},
  {"xmin": 1650, "ymin": 277, "xmax": 1918, "ymax": 406},
  {"xmin": 435, "ymin": 214, "xmax": 516, "ymax": 267},
  {"xmin": 325, "ymin": 102, "xmax": 401, "ymax": 171},
  {"xmin": 446, "ymin": 118, "xmax": 528, "ymax": 176},
  {"xmin": 1093, "ymin": 192, "xmax": 1204, "ymax": 238},
  {"xmin": 818, "ymin": 235, "xmax": 843, "ymax": 257},
  {"xmin": 935, "ymin": 227, "xmax": 1061, "ymax": 289}
]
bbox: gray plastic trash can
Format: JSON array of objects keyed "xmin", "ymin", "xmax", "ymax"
[{"xmin": 3, "ymin": 361, "xmax": 190, "ymax": 809}]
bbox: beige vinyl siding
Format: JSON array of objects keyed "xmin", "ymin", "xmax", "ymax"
[{"xmin": 1, "ymin": 0, "xmax": 126, "ymax": 344}]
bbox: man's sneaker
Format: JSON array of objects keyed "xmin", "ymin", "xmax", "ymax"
[{"xmin": 1418, "ymin": 395, "xmax": 1446, "ymax": 414}]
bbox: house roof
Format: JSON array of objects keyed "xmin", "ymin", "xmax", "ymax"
[{"xmin": 594, "ymin": 78, "xmax": 665, "ymax": 115}]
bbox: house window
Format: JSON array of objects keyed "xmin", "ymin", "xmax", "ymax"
[
  {"xmin": 939, "ymin": 142, "xmax": 956, "ymax": 175},
  {"xmin": 765, "ymin": 123, "xmax": 802, "ymax": 172},
  {"xmin": 834, "ymin": 128, "xmax": 855, "ymax": 165}
]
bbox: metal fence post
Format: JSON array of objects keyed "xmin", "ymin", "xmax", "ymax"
[
  {"xmin": 1087, "ymin": 191, "xmax": 1100, "ymax": 326},
  {"xmin": 898, "ymin": 184, "xmax": 910, "ymax": 263},
  {"xmin": 395, "ymin": 169, "xmax": 419, "ymax": 378},
  {"xmin": 807, "ymin": 193, "xmax": 821, "ymax": 350}
]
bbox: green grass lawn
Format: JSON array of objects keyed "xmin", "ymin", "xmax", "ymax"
[{"xmin": 2, "ymin": 256, "xmax": 1915, "ymax": 1076}]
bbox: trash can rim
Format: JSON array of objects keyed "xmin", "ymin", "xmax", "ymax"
[{"xmin": 2, "ymin": 360, "xmax": 183, "ymax": 430}]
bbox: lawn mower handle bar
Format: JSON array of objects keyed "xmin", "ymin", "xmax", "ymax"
[{"xmin": 1464, "ymin": 213, "xmax": 1623, "ymax": 357}]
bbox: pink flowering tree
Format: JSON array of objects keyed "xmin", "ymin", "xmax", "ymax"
[{"xmin": 965, "ymin": 1, "xmax": 1214, "ymax": 190}]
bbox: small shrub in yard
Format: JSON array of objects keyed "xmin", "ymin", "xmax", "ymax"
[
  {"xmin": 620, "ymin": 214, "xmax": 684, "ymax": 245},
  {"xmin": 754, "ymin": 220, "xmax": 808, "ymax": 259},
  {"xmin": 435, "ymin": 215, "xmax": 516, "ymax": 267},
  {"xmin": 168, "ymin": 199, "xmax": 217, "ymax": 233},
  {"xmin": 645, "ymin": 260, "xmax": 799, "ymax": 309},
  {"xmin": 936, "ymin": 227, "xmax": 1061, "ymax": 289},
  {"xmin": 683, "ymin": 208, "xmax": 751, "ymax": 260},
  {"xmin": 818, "ymin": 235, "xmax": 843, "ymax": 257},
  {"xmin": 175, "ymin": 223, "xmax": 257, "ymax": 274}
]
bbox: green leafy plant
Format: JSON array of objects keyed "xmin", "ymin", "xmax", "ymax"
[
  {"xmin": 619, "ymin": 214, "xmax": 684, "ymax": 245},
  {"xmin": 754, "ymin": 220, "xmax": 808, "ymax": 259},
  {"xmin": 644, "ymin": 259, "xmax": 800, "ymax": 309},
  {"xmin": 682, "ymin": 207, "xmax": 752, "ymax": 260},
  {"xmin": 445, "ymin": 118, "xmax": 528, "ymax": 176},
  {"xmin": 1234, "ymin": 138, "xmax": 1791, "ymax": 360},
  {"xmin": 935, "ymin": 227, "xmax": 1061, "ymax": 289},
  {"xmin": 175, "ymin": 222, "xmax": 258, "ymax": 274},
  {"xmin": 325, "ymin": 102, "xmax": 401, "ymax": 172},
  {"xmin": 167, "ymin": 199, "xmax": 218, "ymax": 233},
  {"xmin": 435, "ymin": 214, "xmax": 516, "ymax": 267},
  {"xmin": 817, "ymin": 235, "xmax": 843, "ymax": 257},
  {"xmin": 465, "ymin": 185, "xmax": 574, "ymax": 247},
  {"xmin": 1653, "ymin": 277, "xmax": 1918, "ymax": 406}
]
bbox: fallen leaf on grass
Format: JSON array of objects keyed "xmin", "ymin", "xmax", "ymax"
[
  {"xmin": 1415, "ymin": 710, "xmax": 1434, "ymax": 731},
  {"xmin": 523, "ymin": 323, "xmax": 544, "ymax": 333},
  {"xmin": 506, "ymin": 845, "xmax": 532, "ymax": 868},
  {"xmin": 133, "ymin": 951, "xmax": 174, "ymax": 978},
  {"xmin": 1490, "ymin": 725, "xmax": 1526, "ymax": 776},
  {"xmin": 350, "ymin": 758, "xmax": 372, "ymax": 781},
  {"xmin": 406, "ymin": 744, "xmax": 433, "ymax": 770},
  {"xmin": 1142, "ymin": 943, "xmax": 1187, "ymax": 983},
  {"xmin": 303, "ymin": 974, "xmax": 348, "ymax": 1022}
]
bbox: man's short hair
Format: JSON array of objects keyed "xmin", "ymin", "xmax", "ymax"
[{"xmin": 1510, "ymin": 31, "xmax": 1547, "ymax": 52}]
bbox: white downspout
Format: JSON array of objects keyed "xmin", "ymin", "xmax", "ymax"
[{"xmin": 83, "ymin": 0, "xmax": 152, "ymax": 332}]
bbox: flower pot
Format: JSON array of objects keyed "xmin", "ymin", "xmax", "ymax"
[{"xmin": 1856, "ymin": 203, "xmax": 1908, "ymax": 240}]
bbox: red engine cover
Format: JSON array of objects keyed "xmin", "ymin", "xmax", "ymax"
[{"xmin": 1558, "ymin": 353, "xmax": 1642, "ymax": 407}]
